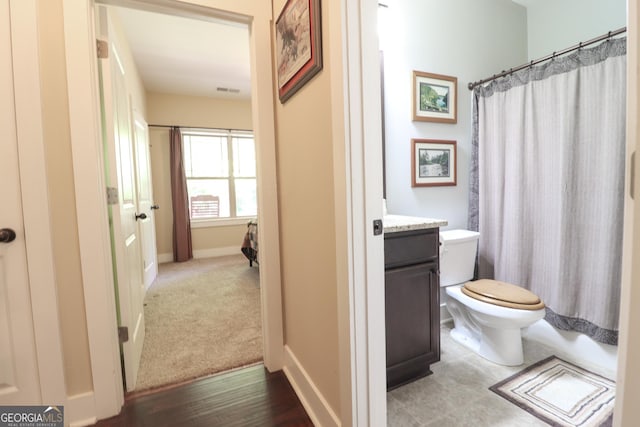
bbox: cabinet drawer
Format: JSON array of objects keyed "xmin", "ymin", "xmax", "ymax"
[{"xmin": 384, "ymin": 229, "xmax": 438, "ymax": 268}]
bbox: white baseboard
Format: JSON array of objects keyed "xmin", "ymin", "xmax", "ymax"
[
  {"xmin": 194, "ymin": 246, "xmax": 240, "ymax": 259},
  {"xmin": 158, "ymin": 253, "xmax": 173, "ymax": 264},
  {"xmin": 67, "ymin": 391, "xmax": 98, "ymax": 427},
  {"xmin": 157, "ymin": 246, "xmax": 240, "ymax": 264},
  {"xmin": 283, "ymin": 345, "xmax": 340, "ymax": 427}
]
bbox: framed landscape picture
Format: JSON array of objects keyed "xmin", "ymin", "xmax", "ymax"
[
  {"xmin": 412, "ymin": 71, "xmax": 457, "ymax": 123},
  {"xmin": 275, "ymin": 0, "xmax": 323, "ymax": 103},
  {"xmin": 412, "ymin": 139, "xmax": 457, "ymax": 187}
]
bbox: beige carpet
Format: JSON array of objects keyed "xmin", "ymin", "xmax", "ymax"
[{"xmin": 134, "ymin": 254, "xmax": 262, "ymax": 392}]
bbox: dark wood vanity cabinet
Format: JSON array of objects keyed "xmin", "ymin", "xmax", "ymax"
[{"xmin": 384, "ymin": 227, "xmax": 440, "ymax": 390}]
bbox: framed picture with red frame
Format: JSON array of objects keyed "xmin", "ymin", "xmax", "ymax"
[{"xmin": 275, "ymin": 0, "xmax": 323, "ymax": 103}]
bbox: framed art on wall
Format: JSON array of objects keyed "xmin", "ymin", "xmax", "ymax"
[
  {"xmin": 412, "ymin": 71, "xmax": 457, "ymax": 123},
  {"xmin": 275, "ymin": 0, "xmax": 323, "ymax": 103},
  {"xmin": 412, "ymin": 139, "xmax": 457, "ymax": 187}
]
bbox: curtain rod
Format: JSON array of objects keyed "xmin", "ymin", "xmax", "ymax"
[
  {"xmin": 148, "ymin": 124, "xmax": 253, "ymax": 132},
  {"xmin": 468, "ymin": 26, "xmax": 627, "ymax": 90}
]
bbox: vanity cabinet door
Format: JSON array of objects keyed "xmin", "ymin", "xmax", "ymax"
[{"xmin": 385, "ymin": 260, "xmax": 440, "ymax": 390}]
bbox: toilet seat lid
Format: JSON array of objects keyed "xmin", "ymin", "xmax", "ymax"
[{"xmin": 462, "ymin": 279, "xmax": 545, "ymax": 310}]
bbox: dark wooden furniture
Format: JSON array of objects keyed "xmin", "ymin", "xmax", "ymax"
[
  {"xmin": 241, "ymin": 220, "xmax": 258, "ymax": 267},
  {"xmin": 385, "ymin": 227, "xmax": 440, "ymax": 390}
]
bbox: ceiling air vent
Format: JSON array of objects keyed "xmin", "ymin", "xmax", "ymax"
[{"xmin": 216, "ymin": 87, "xmax": 241, "ymax": 94}]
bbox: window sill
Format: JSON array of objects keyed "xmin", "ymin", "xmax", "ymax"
[{"xmin": 190, "ymin": 217, "xmax": 255, "ymax": 229}]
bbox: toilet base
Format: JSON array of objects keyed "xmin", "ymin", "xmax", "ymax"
[
  {"xmin": 478, "ymin": 327, "xmax": 524, "ymax": 366},
  {"xmin": 450, "ymin": 327, "xmax": 480, "ymax": 354},
  {"xmin": 445, "ymin": 287, "xmax": 541, "ymax": 366},
  {"xmin": 450, "ymin": 326, "xmax": 524, "ymax": 366}
]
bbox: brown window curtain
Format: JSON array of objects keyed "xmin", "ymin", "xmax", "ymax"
[{"xmin": 170, "ymin": 127, "xmax": 193, "ymax": 262}]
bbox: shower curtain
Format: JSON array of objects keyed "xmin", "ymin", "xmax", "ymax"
[{"xmin": 468, "ymin": 38, "xmax": 626, "ymax": 345}]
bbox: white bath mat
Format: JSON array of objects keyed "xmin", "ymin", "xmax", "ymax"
[{"xmin": 490, "ymin": 356, "xmax": 615, "ymax": 427}]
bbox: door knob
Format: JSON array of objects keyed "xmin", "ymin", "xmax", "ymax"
[
  {"xmin": 135, "ymin": 213, "xmax": 147, "ymax": 221},
  {"xmin": 0, "ymin": 228, "xmax": 16, "ymax": 243},
  {"xmin": 150, "ymin": 205, "xmax": 160, "ymax": 210}
]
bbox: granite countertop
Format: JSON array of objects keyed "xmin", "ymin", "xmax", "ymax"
[{"xmin": 383, "ymin": 214, "xmax": 448, "ymax": 233}]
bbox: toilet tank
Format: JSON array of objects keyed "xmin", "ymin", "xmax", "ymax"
[{"xmin": 439, "ymin": 229, "xmax": 480, "ymax": 287}]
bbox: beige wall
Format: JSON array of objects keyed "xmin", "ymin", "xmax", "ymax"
[
  {"xmin": 147, "ymin": 93, "xmax": 253, "ymax": 258},
  {"xmin": 36, "ymin": 0, "xmax": 93, "ymax": 396},
  {"xmin": 147, "ymin": 92, "xmax": 252, "ymax": 129},
  {"xmin": 272, "ymin": 0, "xmax": 343, "ymax": 417}
]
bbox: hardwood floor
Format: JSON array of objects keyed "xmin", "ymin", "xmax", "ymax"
[{"xmin": 93, "ymin": 364, "xmax": 313, "ymax": 427}]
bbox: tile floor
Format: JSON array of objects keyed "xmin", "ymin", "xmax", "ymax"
[{"xmin": 387, "ymin": 322, "xmax": 556, "ymax": 426}]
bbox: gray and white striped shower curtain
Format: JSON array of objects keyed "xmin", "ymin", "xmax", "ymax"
[{"xmin": 468, "ymin": 38, "xmax": 627, "ymax": 345}]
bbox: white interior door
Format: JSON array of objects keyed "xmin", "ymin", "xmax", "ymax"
[
  {"xmin": 97, "ymin": 11, "xmax": 146, "ymax": 392},
  {"xmin": 112, "ymin": 43, "xmax": 145, "ymax": 392},
  {"xmin": 112, "ymin": 41, "xmax": 145, "ymax": 392},
  {"xmin": 133, "ymin": 112, "xmax": 158, "ymax": 289},
  {"xmin": 0, "ymin": 0, "xmax": 41, "ymax": 404}
]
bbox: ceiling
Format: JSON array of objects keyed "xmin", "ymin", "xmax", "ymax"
[{"xmin": 114, "ymin": 6, "xmax": 251, "ymax": 99}]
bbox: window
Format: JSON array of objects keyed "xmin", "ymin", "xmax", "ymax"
[{"xmin": 182, "ymin": 129, "xmax": 257, "ymax": 222}]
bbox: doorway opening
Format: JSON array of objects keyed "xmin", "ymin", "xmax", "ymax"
[{"xmin": 96, "ymin": 1, "xmax": 272, "ymax": 395}]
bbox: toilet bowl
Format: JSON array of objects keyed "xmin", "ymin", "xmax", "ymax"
[
  {"xmin": 445, "ymin": 280, "xmax": 545, "ymax": 365},
  {"xmin": 440, "ymin": 230, "xmax": 545, "ymax": 366}
]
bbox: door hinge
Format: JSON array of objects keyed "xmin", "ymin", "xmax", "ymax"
[
  {"xmin": 118, "ymin": 326, "xmax": 129, "ymax": 344},
  {"xmin": 106, "ymin": 187, "xmax": 118, "ymax": 205},
  {"xmin": 96, "ymin": 39, "xmax": 108, "ymax": 59}
]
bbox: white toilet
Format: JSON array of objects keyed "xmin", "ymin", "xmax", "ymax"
[{"xmin": 439, "ymin": 229, "xmax": 546, "ymax": 366}]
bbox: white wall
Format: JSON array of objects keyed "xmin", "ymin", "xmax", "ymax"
[
  {"xmin": 523, "ymin": 0, "xmax": 627, "ymax": 59},
  {"xmin": 382, "ymin": 0, "xmax": 627, "ymax": 230},
  {"xmin": 381, "ymin": 0, "xmax": 527, "ymax": 229}
]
